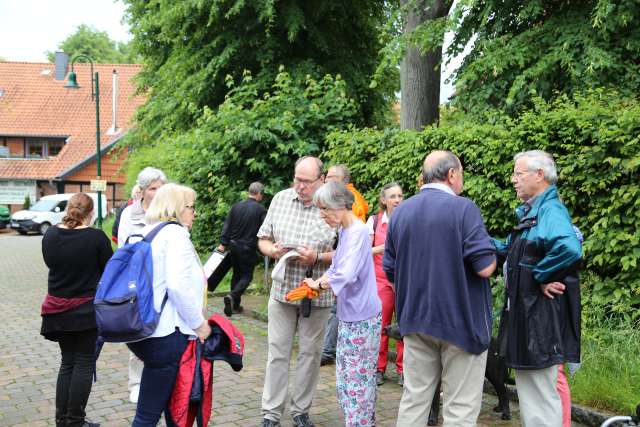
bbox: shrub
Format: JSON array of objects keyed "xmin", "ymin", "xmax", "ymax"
[
  {"xmin": 326, "ymin": 90, "xmax": 640, "ymax": 319},
  {"xmin": 124, "ymin": 68, "xmax": 357, "ymax": 252}
]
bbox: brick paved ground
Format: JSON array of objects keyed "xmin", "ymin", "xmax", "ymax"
[{"xmin": 0, "ymin": 231, "xmax": 585, "ymax": 426}]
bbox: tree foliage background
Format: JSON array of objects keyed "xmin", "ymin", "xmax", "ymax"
[
  {"xmin": 122, "ymin": 0, "xmax": 397, "ymax": 146},
  {"xmin": 46, "ymin": 24, "xmax": 138, "ymax": 64}
]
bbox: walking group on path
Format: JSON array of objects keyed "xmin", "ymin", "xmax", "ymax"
[{"xmin": 39, "ymin": 149, "xmax": 582, "ymax": 427}]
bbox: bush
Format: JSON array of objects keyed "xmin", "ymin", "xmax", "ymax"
[
  {"xmin": 325, "ymin": 90, "xmax": 640, "ymax": 320},
  {"xmin": 125, "ymin": 68, "xmax": 357, "ymax": 252}
]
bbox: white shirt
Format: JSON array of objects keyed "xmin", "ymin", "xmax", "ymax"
[
  {"xmin": 117, "ymin": 201, "xmax": 146, "ymax": 248},
  {"xmin": 365, "ymin": 212, "xmax": 389, "ymax": 236},
  {"xmin": 140, "ymin": 222, "xmax": 206, "ymax": 338},
  {"xmin": 420, "ymin": 182, "xmax": 456, "ymax": 196}
]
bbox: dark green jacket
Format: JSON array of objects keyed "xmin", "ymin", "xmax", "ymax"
[{"xmin": 494, "ymin": 185, "xmax": 582, "ymax": 369}]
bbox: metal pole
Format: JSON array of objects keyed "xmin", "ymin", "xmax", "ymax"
[{"xmin": 94, "ymin": 71, "xmax": 102, "ymax": 228}]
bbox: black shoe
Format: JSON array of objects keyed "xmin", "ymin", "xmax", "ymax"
[
  {"xmin": 223, "ymin": 295, "xmax": 233, "ymax": 317},
  {"xmin": 260, "ymin": 418, "xmax": 280, "ymax": 427},
  {"xmin": 82, "ymin": 421, "xmax": 100, "ymax": 427},
  {"xmin": 233, "ymin": 305, "xmax": 244, "ymax": 314},
  {"xmin": 292, "ymin": 414, "xmax": 315, "ymax": 427},
  {"xmin": 376, "ymin": 371, "xmax": 385, "ymax": 386},
  {"xmin": 320, "ymin": 355, "xmax": 335, "ymax": 366}
]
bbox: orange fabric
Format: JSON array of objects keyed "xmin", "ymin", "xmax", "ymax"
[
  {"xmin": 347, "ymin": 183, "xmax": 368, "ymax": 222},
  {"xmin": 285, "ymin": 283, "xmax": 319, "ymax": 302}
]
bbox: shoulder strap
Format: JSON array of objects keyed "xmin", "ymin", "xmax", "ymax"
[{"xmin": 143, "ymin": 221, "xmax": 179, "ymax": 243}]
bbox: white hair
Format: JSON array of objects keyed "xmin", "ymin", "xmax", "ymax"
[
  {"xmin": 514, "ymin": 150, "xmax": 558, "ymax": 184},
  {"xmin": 136, "ymin": 167, "xmax": 168, "ymax": 190},
  {"xmin": 313, "ymin": 181, "xmax": 354, "ymax": 210}
]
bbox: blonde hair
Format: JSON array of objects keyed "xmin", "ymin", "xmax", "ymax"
[{"xmin": 145, "ymin": 183, "xmax": 196, "ymax": 225}]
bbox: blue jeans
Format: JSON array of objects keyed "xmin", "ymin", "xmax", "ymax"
[
  {"xmin": 322, "ymin": 303, "xmax": 338, "ymax": 358},
  {"xmin": 127, "ymin": 330, "xmax": 189, "ymax": 427}
]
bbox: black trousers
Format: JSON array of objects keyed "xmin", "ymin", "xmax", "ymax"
[
  {"xmin": 228, "ymin": 245, "xmax": 258, "ymax": 307},
  {"xmin": 55, "ymin": 329, "xmax": 97, "ymax": 427}
]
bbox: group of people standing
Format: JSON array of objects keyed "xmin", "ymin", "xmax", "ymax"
[{"xmin": 40, "ymin": 148, "xmax": 581, "ymax": 427}]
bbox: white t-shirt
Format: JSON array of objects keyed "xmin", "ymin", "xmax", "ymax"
[{"xmin": 365, "ymin": 211, "xmax": 389, "ymax": 236}]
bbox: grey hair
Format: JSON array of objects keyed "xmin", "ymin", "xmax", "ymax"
[
  {"xmin": 136, "ymin": 167, "xmax": 168, "ymax": 190},
  {"xmin": 313, "ymin": 181, "xmax": 354, "ymax": 210},
  {"xmin": 295, "ymin": 156, "xmax": 324, "ymax": 178},
  {"xmin": 248, "ymin": 181, "xmax": 264, "ymax": 195},
  {"xmin": 379, "ymin": 181, "xmax": 402, "ymax": 212},
  {"xmin": 514, "ymin": 150, "xmax": 557, "ymax": 184},
  {"xmin": 422, "ymin": 151, "xmax": 461, "ymax": 183},
  {"xmin": 328, "ymin": 164, "xmax": 351, "ymax": 184}
]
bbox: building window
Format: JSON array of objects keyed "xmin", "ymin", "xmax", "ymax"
[
  {"xmin": 24, "ymin": 138, "xmax": 66, "ymax": 158},
  {"xmin": 48, "ymin": 140, "xmax": 64, "ymax": 156},
  {"xmin": 27, "ymin": 140, "xmax": 45, "ymax": 158}
]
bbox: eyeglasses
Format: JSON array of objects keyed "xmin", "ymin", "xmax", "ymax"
[
  {"xmin": 511, "ymin": 170, "xmax": 535, "ymax": 180},
  {"xmin": 185, "ymin": 204, "xmax": 196, "ymax": 211},
  {"xmin": 293, "ymin": 176, "xmax": 322, "ymax": 187}
]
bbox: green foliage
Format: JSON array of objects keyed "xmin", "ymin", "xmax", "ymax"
[
  {"xmin": 46, "ymin": 24, "xmax": 139, "ymax": 64},
  {"xmin": 448, "ymin": 0, "xmax": 640, "ymax": 114},
  {"xmin": 326, "ymin": 90, "xmax": 640, "ymax": 319},
  {"xmin": 23, "ymin": 195, "xmax": 30, "ymax": 210},
  {"xmin": 122, "ymin": 0, "xmax": 395, "ymax": 146},
  {"xmin": 124, "ymin": 69, "xmax": 357, "ymax": 252}
]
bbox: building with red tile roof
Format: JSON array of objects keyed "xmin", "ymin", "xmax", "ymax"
[{"xmin": 0, "ymin": 55, "xmax": 144, "ymax": 213}]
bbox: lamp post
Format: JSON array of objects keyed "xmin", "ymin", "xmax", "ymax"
[{"xmin": 65, "ymin": 55, "xmax": 103, "ymax": 228}]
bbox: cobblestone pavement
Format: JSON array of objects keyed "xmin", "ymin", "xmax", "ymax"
[{"xmin": 0, "ymin": 232, "xmax": 582, "ymax": 426}]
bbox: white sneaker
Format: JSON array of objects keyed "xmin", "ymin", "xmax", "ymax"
[{"xmin": 129, "ymin": 385, "xmax": 140, "ymax": 404}]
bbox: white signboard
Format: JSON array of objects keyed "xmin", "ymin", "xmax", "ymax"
[
  {"xmin": 0, "ymin": 180, "xmax": 37, "ymax": 205},
  {"xmin": 90, "ymin": 179, "xmax": 107, "ymax": 192}
]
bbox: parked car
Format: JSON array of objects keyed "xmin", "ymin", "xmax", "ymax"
[
  {"xmin": 0, "ymin": 205, "xmax": 10, "ymax": 229},
  {"xmin": 10, "ymin": 193, "xmax": 107, "ymax": 235}
]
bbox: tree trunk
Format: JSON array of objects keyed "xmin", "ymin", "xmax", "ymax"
[{"xmin": 400, "ymin": 0, "xmax": 451, "ymax": 130}]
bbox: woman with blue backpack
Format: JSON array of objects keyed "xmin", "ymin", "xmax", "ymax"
[
  {"xmin": 125, "ymin": 183, "xmax": 212, "ymax": 427},
  {"xmin": 40, "ymin": 193, "xmax": 113, "ymax": 427}
]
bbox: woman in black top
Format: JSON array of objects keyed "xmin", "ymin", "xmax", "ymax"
[{"xmin": 41, "ymin": 193, "xmax": 113, "ymax": 427}]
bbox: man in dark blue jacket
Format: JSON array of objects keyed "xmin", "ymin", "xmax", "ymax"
[
  {"xmin": 383, "ymin": 150, "xmax": 496, "ymax": 426},
  {"xmin": 494, "ymin": 150, "xmax": 582, "ymax": 427}
]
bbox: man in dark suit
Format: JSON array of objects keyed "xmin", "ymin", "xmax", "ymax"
[{"xmin": 217, "ymin": 182, "xmax": 267, "ymax": 316}]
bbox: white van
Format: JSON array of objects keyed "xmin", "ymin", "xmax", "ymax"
[{"xmin": 10, "ymin": 193, "xmax": 108, "ymax": 235}]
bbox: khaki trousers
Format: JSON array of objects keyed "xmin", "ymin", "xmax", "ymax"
[
  {"xmin": 261, "ymin": 297, "xmax": 331, "ymax": 421},
  {"xmin": 515, "ymin": 366, "xmax": 562, "ymax": 427},
  {"xmin": 397, "ymin": 333, "xmax": 487, "ymax": 427}
]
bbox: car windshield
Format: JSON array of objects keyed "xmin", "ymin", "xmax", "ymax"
[{"xmin": 29, "ymin": 200, "xmax": 60, "ymax": 212}]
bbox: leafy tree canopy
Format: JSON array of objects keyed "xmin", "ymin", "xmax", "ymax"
[
  {"xmin": 46, "ymin": 24, "xmax": 138, "ymax": 64},
  {"xmin": 448, "ymin": 0, "xmax": 640, "ymax": 114},
  {"xmin": 122, "ymin": 0, "xmax": 395, "ymax": 145}
]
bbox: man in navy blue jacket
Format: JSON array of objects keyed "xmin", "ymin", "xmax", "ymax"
[{"xmin": 383, "ymin": 150, "xmax": 496, "ymax": 426}]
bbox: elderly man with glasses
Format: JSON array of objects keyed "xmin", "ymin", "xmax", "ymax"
[
  {"xmin": 256, "ymin": 156, "xmax": 337, "ymax": 427},
  {"xmin": 494, "ymin": 150, "xmax": 582, "ymax": 427}
]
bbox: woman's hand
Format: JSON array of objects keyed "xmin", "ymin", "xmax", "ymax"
[
  {"xmin": 303, "ymin": 277, "xmax": 320, "ymax": 291},
  {"xmin": 372, "ymin": 244, "xmax": 385, "ymax": 255},
  {"xmin": 194, "ymin": 320, "xmax": 212, "ymax": 343}
]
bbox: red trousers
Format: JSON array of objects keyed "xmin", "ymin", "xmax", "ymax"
[{"xmin": 377, "ymin": 285, "xmax": 403, "ymax": 374}]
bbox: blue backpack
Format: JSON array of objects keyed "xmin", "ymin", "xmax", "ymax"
[{"xmin": 95, "ymin": 221, "xmax": 177, "ymax": 342}]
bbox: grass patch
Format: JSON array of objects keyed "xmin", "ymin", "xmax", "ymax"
[{"xmin": 570, "ymin": 317, "xmax": 640, "ymax": 414}]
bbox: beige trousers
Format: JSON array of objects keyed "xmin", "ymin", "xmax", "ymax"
[
  {"xmin": 515, "ymin": 366, "xmax": 562, "ymax": 427},
  {"xmin": 261, "ymin": 297, "xmax": 331, "ymax": 421},
  {"xmin": 397, "ymin": 333, "xmax": 487, "ymax": 427}
]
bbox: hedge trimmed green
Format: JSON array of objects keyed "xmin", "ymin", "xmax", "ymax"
[{"xmin": 326, "ymin": 90, "xmax": 640, "ymax": 320}]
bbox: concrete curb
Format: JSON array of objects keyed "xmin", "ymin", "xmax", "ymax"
[{"xmin": 246, "ymin": 307, "xmax": 616, "ymax": 427}]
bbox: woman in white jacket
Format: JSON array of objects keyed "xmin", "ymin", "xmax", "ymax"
[{"xmin": 126, "ymin": 183, "xmax": 211, "ymax": 427}]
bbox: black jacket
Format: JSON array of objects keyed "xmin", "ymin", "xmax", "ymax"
[
  {"xmin": 497, "ymin": 215, "xmax": 582, "ymax": 370},
  {"xmin": 220, "ymin": 198, "xmax": 266, "ymax": 251}
]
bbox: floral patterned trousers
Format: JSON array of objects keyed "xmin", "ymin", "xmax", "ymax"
[{"xmin": 336, "ymin": 313, "xmax": 382, "ymax": 427}]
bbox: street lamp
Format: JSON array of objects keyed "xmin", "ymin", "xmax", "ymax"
[{"xmin": 65, "ymin": 55, "xmax": 103, "ymax": 228}]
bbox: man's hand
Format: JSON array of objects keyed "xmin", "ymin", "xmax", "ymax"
[
  {"xmin": 303, "ymin": 277, "xmax": 320, "ymax": 291},
  {"xmin": 217, "ymin": 244, "xmax": 225, "ymax": 252},
  {"xmin": 541, "ymin": 281, "xmax": 566, "ymax": 299},
  {"xmin": 296, "ymin": 245, "xmax": 317, "ymax": 266},
  {"xmin": 271, "ymin": 242, "xmax": 290, "ymax": 260}
]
